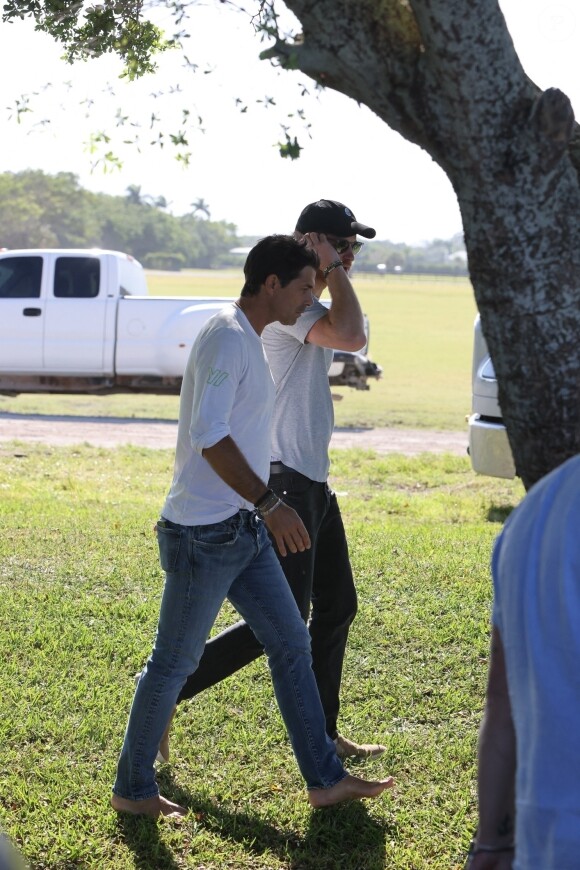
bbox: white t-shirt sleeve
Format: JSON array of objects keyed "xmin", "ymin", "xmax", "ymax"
[
  {"xmin": 189, "ymin": 326, "xmax": 246, "ymax": 453},
  {"xmin": 264, "ymin": 299, "xmax": 327, "ymax": 347}
]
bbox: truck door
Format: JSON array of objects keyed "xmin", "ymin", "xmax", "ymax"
[
  {"xmin": 0, "ymin": 255, "xmax": 44, "ymax": 370},
  {"xmin": 43, "ymin": 255, "xmax": 112, "ymax": 372}
]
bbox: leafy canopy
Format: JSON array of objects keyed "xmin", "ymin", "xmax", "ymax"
[
  {"xmin": 3, "ymin": 0, "xmax": 314, "ymax": 163},
  {"xmin": 3, "ymin": 0, "xmax": 170, "ymax": 78}
]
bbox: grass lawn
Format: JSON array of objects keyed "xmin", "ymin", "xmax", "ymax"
[
  {"xmin": 0, "ymin": 271, "xmax": 478, "ymax": 431},
  {"xmin": 0, "ymin": 444, "xmax": 524, "ymax": 869}
]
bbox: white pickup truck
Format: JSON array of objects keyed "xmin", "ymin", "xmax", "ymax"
[
  {"xmin": 0, "ymin": 248, "xmax": 382, "ymax": 395},
  {"xmin": 467, "ymin": 314, "xmax": 516, "ymax": 479}
]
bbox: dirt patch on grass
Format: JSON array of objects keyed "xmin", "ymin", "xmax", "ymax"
[{"xmin": 0, "ymin": 413, "xmax": 468, "ymax": 457}]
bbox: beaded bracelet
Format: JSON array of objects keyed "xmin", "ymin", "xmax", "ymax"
[
  {"xmin": 260, "ymin": 498, "xmax": 283, "ymax": 518},
  {"xmin": 254, "ymin": 489, "xmax": 278, "ymax": 511},
  {"xmin": 322, "ymin": 259, "xmax": 343, "ymax": 278}
]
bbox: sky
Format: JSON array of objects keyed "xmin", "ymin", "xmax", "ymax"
[{"xmin": 0, "ymin": 0, "xmax": 578, "ymax": 243}]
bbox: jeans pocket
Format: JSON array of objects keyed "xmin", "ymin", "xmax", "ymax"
[
  {"xmin": 192, "ymin": 515, "xmax": 241, "ymax": 547},
  {"xmin": 157, "ymin": 522, "xmax": 183, "ymax": 573}
]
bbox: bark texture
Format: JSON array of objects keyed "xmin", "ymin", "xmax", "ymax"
[{"xmin": 274, "ymin": 0, "xmax": 580, "ymax": 488}]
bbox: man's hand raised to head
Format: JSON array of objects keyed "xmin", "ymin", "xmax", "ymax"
[
  {"xmin": 263, "ymin": 502, "xmax": 311, "ymax": 558},
  {"xmin": 296, "ymin": 231, "xmax": 366, "ymax": 352},
  {"xmin": 299, "ymin": 231, "xmax": 341, "ymax": 273}
]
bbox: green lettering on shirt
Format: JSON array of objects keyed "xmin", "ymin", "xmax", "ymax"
[{"xmin": 207, "ymin": 367, "xmax": 229, "ymax": 387}]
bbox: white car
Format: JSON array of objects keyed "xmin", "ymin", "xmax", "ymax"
[{"xmin": 467, "ymin": 315, "xmax": 516, "ymax": 479}]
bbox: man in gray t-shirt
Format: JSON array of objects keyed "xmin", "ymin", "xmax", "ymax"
[{"xmin": 171, "ymin": 200, "xmax": 385, "ymax": 762}]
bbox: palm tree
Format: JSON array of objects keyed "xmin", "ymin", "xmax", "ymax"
[
  {"xmin": 190, "ymin": 197, "xmax": 210, "ymax": 219},
  {"xmin": 125, "ymin": 184, "xmax": 144, "ymax": 206}
]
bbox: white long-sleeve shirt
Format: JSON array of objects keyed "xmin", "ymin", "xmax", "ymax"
[{"xmin": 162, "ymin": 303, "xmax": 275, "ymax": 525}]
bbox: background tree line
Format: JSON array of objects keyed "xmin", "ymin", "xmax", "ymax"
[
  {"xmin": 0, "ymin": 170, "xmax": 467, "ymax": 274},
  {"xmin": 0, "ymin": 170, "xmax": 239, "ymax": 270}
]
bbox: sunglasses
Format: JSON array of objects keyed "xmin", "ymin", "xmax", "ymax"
[{"xmin": 328, "ymin": 238, "xmax": 364, "ymax": 255}]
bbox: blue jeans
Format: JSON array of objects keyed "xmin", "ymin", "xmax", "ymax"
[
  {"xmin": 178, "ymin": 469, "xmax": 357, "ymax": 739},
  {"xmin": 112, "ymin": 510, "xmax": 345, "ymax": 801}
]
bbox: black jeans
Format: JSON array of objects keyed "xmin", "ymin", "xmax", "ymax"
[{"xmin": 176, "ymin": 466, "xmax": 358, "ymax": 739}]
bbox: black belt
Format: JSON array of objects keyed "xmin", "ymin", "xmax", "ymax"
[{"xmin": 269, "ymin": 461, "xmax": 295, "ymax": 475}]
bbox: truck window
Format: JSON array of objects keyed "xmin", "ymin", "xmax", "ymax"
[
  {"xmin": 0, "ymin": 256, "xmax": 43, "ymax": 298},
  {"xmin": 54, "ymin": 257, "xmax": 100, "ymax": 298}
]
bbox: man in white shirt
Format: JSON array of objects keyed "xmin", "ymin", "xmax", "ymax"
[{"xmin": 111, "ymin": 235, "xmax": 393, "ymax": 818}]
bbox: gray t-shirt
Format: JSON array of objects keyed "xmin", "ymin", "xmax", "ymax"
[{"xmin": 262, "ymin": 297, "xmax": 334, "ymax": 482}]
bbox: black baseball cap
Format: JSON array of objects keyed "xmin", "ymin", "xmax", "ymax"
[{"xmin": 295, "ymin": 199, "xmax": 376, "ymax": 239}]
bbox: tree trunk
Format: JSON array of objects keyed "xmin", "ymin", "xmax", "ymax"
[{"xmin": 275, "ymin": 0, "xmax": 580, "ymax": 489}]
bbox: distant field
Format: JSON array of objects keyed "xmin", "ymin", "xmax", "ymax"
[{"xmin": 0, "ymin": 270, "xmax": 478, "ymax": 430}]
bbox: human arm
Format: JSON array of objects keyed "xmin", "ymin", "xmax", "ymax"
[
  {"xmin": 202, "ymin": 436, "xmax": 310, "ymax": 557},
  {"xmin": 301, "ymin": 232, "xmax": 366, "ymax": 351},
  {"xmin": 465, "ymin": 625, "xmax": 516, "ymax": 869}
]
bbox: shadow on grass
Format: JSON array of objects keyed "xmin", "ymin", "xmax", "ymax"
[
  {"xmin": 486, "ymin": 503, "xmax": 515, "ymax": 524},
  {"xmin": 293, "ymin": 801, "xmax": 389, "ymax": 869},
  {"xmin": 115, "ymin": 814, "xmax": 180, "ymax": 870},
  {"xmin": 115, "ymin": 771, "xmax": 389, "ymax": 869}
]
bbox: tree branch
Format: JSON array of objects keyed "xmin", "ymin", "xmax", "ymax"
[{"xmin": 273, "ymin": 0, "xmax": 432, "ymax": 150}]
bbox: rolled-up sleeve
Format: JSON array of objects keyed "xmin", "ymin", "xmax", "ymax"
[{"xmin": 189, "ymin": 327, "xmax": 245, "ymax": 454}]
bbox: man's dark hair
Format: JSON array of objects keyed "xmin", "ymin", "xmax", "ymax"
[{"xmin": 241, "ymin": 234, "xmax": 319, "ymax": 297}]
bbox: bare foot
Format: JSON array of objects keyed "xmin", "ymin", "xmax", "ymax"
[
  {"xmin": 308, "ymin": 773, "xmax": 394, "ymax": 808},
  {"xmin": 111, "ymin": 793, "xmax": 187, "ymax": 819},
  {"xmin": 334, "ymin": 734, "xmax": 387, "ymax": 759}
]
